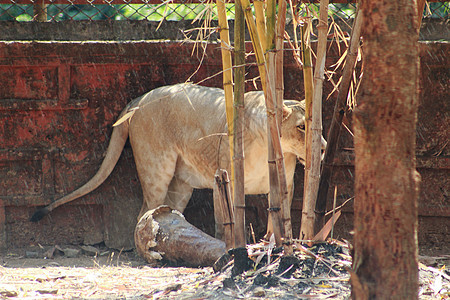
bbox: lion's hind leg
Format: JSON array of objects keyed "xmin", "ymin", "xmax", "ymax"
[
  {"xmin": 164, "ymin": 175, "xmax": 194, "ymax": 213},
  {"xmin": 135, "ymin": 150, "xmax": 179, "ymax": 220}
]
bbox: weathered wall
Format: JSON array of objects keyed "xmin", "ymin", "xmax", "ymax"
[
  {"xmin": 1, "ymin": 19, "xmax": 448, "ymax": 41},
  {"xmin": 0, "ymin": 40, "xmax": 448, "ymax": 252}
]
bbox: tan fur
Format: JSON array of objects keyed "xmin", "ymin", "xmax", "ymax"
[{"xmin": 32, "ymin": 84, "xmax": 327, "ymax": 237}]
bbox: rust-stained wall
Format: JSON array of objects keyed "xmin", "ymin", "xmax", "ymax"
[{"xmin": 0, "ymin": 40, "xmax": 448, "ymax": 251}]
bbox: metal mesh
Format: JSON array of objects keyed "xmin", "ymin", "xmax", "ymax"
[
  {"xmin": 0, "ymin": 1, "xmax": 449, "ymax": 22},
  {"xmin": 0, "ymin": 1, "xmax": 235, "ymax": 21}
]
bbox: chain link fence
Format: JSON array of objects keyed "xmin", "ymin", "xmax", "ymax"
[{"xmin": 0, "ymin": 0, "xmax": 449, "ymax": 22}]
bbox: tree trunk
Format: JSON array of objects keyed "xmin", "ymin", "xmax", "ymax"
[{"xmin": 351, "ymin": 1, "xmax": 420, "ymax": 299}]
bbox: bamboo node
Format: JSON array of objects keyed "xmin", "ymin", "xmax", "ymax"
[
  {"xmin": 217, "ymin": 26, "xmax": 230, "ymax": 33},
  {"xmin": 282, "ymin": 240, "xmax": 293, "ymax": 246},
  {"xmin": 266, "ymin": 108, "xmax": 276, "ymax": 116},
  {"xmin": 268, "ymin": 207, "xmax": 281, "ymax": 212},
  {"xmin": 316, "ymin": 23, "xmax": 328, "ymax": 30},
  {"xmin": 234, "ymin": 205, "xmax": 246, "ymax": 209}
]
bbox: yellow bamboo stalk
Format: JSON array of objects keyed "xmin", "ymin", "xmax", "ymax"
[
  {"xmin": 300, "ymin": 17, "xmax": 314, "ymax": 240},
  {"xmin": 216, "ymin": 0, "xmax": 235, "ymax": 188},
  {"xmin": 265, "ymin": 0, "xmax": 277, "ymax": 123},
  {"xmin": 240, "ymin": 0, "xmax": 267, "ymax": 93},
  {"xmin": 266, "ymin": 0, "xmax": 276, "ymax": 53},
  {"xmin": 275, "ymin": 0, "xmax": 287, "ymax": 125},
  {"xmin": 254, "ymin": 0, "xmax": 267, "ymax": 52}
]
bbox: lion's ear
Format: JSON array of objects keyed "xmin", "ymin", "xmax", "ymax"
[
  {"xmin": 298, "ymin": 100, "xmax": 306, "ymax": 110},
  {"xmin": 282, "ymin": 105, "xmax": 292, "ymax": 122}
]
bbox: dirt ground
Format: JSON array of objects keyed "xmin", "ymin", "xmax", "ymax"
[{"xmin": 1, "ymin": 243, "xmax": 449, "ymax": 299}]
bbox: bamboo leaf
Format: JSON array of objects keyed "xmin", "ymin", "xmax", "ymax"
[{"xmin": 113, "ymin": 107, "xmax": 139, "ymax": 127}]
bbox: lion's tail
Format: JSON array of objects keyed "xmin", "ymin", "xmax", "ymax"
[{"xmin": 30, "ymin": 120, "xmax": 130, "ymax": 222}]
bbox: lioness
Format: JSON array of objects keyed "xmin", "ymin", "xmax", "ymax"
[{"xmin": 31, "ymin": 84, "xmax": 326, "ymax": 237}]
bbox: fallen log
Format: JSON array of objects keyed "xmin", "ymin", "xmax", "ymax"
[{"xmin": 134, "ymin": 205, "xmax": 226, "ymax": 267}]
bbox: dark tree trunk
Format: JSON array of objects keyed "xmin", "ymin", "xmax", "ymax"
[{"xmin": 351, "ymin": 1, "xmax": 420, "ymax": 299}]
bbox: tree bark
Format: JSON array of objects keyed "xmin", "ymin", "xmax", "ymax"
[{"xmin": 351, "ymin": 1, "xmax": 420, "ymax": 299}]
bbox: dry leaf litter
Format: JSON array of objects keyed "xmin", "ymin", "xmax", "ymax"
[{"xmin": 0, "ymin": 240, "xmax": 448, "ymax": 299}]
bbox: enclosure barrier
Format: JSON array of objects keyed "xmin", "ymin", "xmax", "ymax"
[{"xmin": 0, "ymin": 0, "xmax": 448, "ymax": 22}]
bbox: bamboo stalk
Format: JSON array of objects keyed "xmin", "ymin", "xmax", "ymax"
[
  {"xmin": 266, "ymin": 0, "xmax": 290, "ymax": 249},
  {"xmin": 275, "ymin": 0, "xmax": 287, "ymax": 126},
  {"xmin": 266, "ymin": 0, "xmax": 276, "ymax": 55},
  {"xmin": 275, "ymin": 0, "xmax": 294, "ymax": 255},
  {"xmin": 300, "ymin": 0, "xmax": 328, "ymax": 240},
  {"xmin": 33, "ymin": 0, "xmax": 47, "ymax": 22},
  {"xmin": 314, "ymin": 3, "xmax": 362, "ymax": 233},
  {"xmin": 216, "ymin": 0, "xmax": 235, "ymax": 191},
  {"xmin": 240, "ymin": 0, "xmax": 267, "ymax": 93},
  {"xmin": 254, "ymin": 0, "xmax": 267, "ymax": 52},
  {"xmin": 241, "ymin": 0, "xmax": 284, "ymax": 246},
  {"xmin": 233, "ymin": 0, "xmax": 247, "ymax": 248},
  {"xmin": 213, "ymin": 169, "xmax": 235, "ymax": 249},
  {"xmin": 299, "ymin": 13, "xmax": 314, "ymax": 240}
]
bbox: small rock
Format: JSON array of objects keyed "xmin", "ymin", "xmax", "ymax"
[
  {"xmin": 253, "ymin": 274, "xmax": 269, "ymax": 286},
  {"xmin": 253, "ymin": 286, "xmax": 266, "ymax": 297},
  {"xmin": 43, "ymin": 247, "xmax": 55, "ymax": 259},
  {"xmin": 266, "ymin": 275, "xmax": 279, "ymax": 287},
  {"xmin": 222, "ymin": 277, "xmax": 237, "ymax": 290},
  {"xmin": 213, "ymin": 253, "xmax": 232, "ymax": 272},
  {"xmin": 63, "ymin": 248, "xmax": 80, "ymax": 258},
  {"xmin": 0, "ymin": 285, "xmax": 18, "ymax": 297},
  {"xmin": 230, "ymin": 247, "xmax": 253, "ymax": 277},
  {"xmin": 81, "ymin": 245, "xmax": 100, "ymax": 256},
  {"xmin": 37, "ymin": 289, "xmax": 58, "ymax": 295},
  {"xmin": 164, "ymin": 283, "xmax": 182, "ymax": 292},
  {"xmin": 25, "ymin": 251, "xmax": 39, "ymax": 258},
  {"xmin": 276, "ymin": 255, "xmax": 300, "ymax": 278},
  {"xmin": 43, "ymin": 246, "xmax": 64, "ymax": 259}
]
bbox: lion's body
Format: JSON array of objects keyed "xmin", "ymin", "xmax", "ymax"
[{"xmin": 32, "ymin": 84, "xmax": 325, "ymax": 237}]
